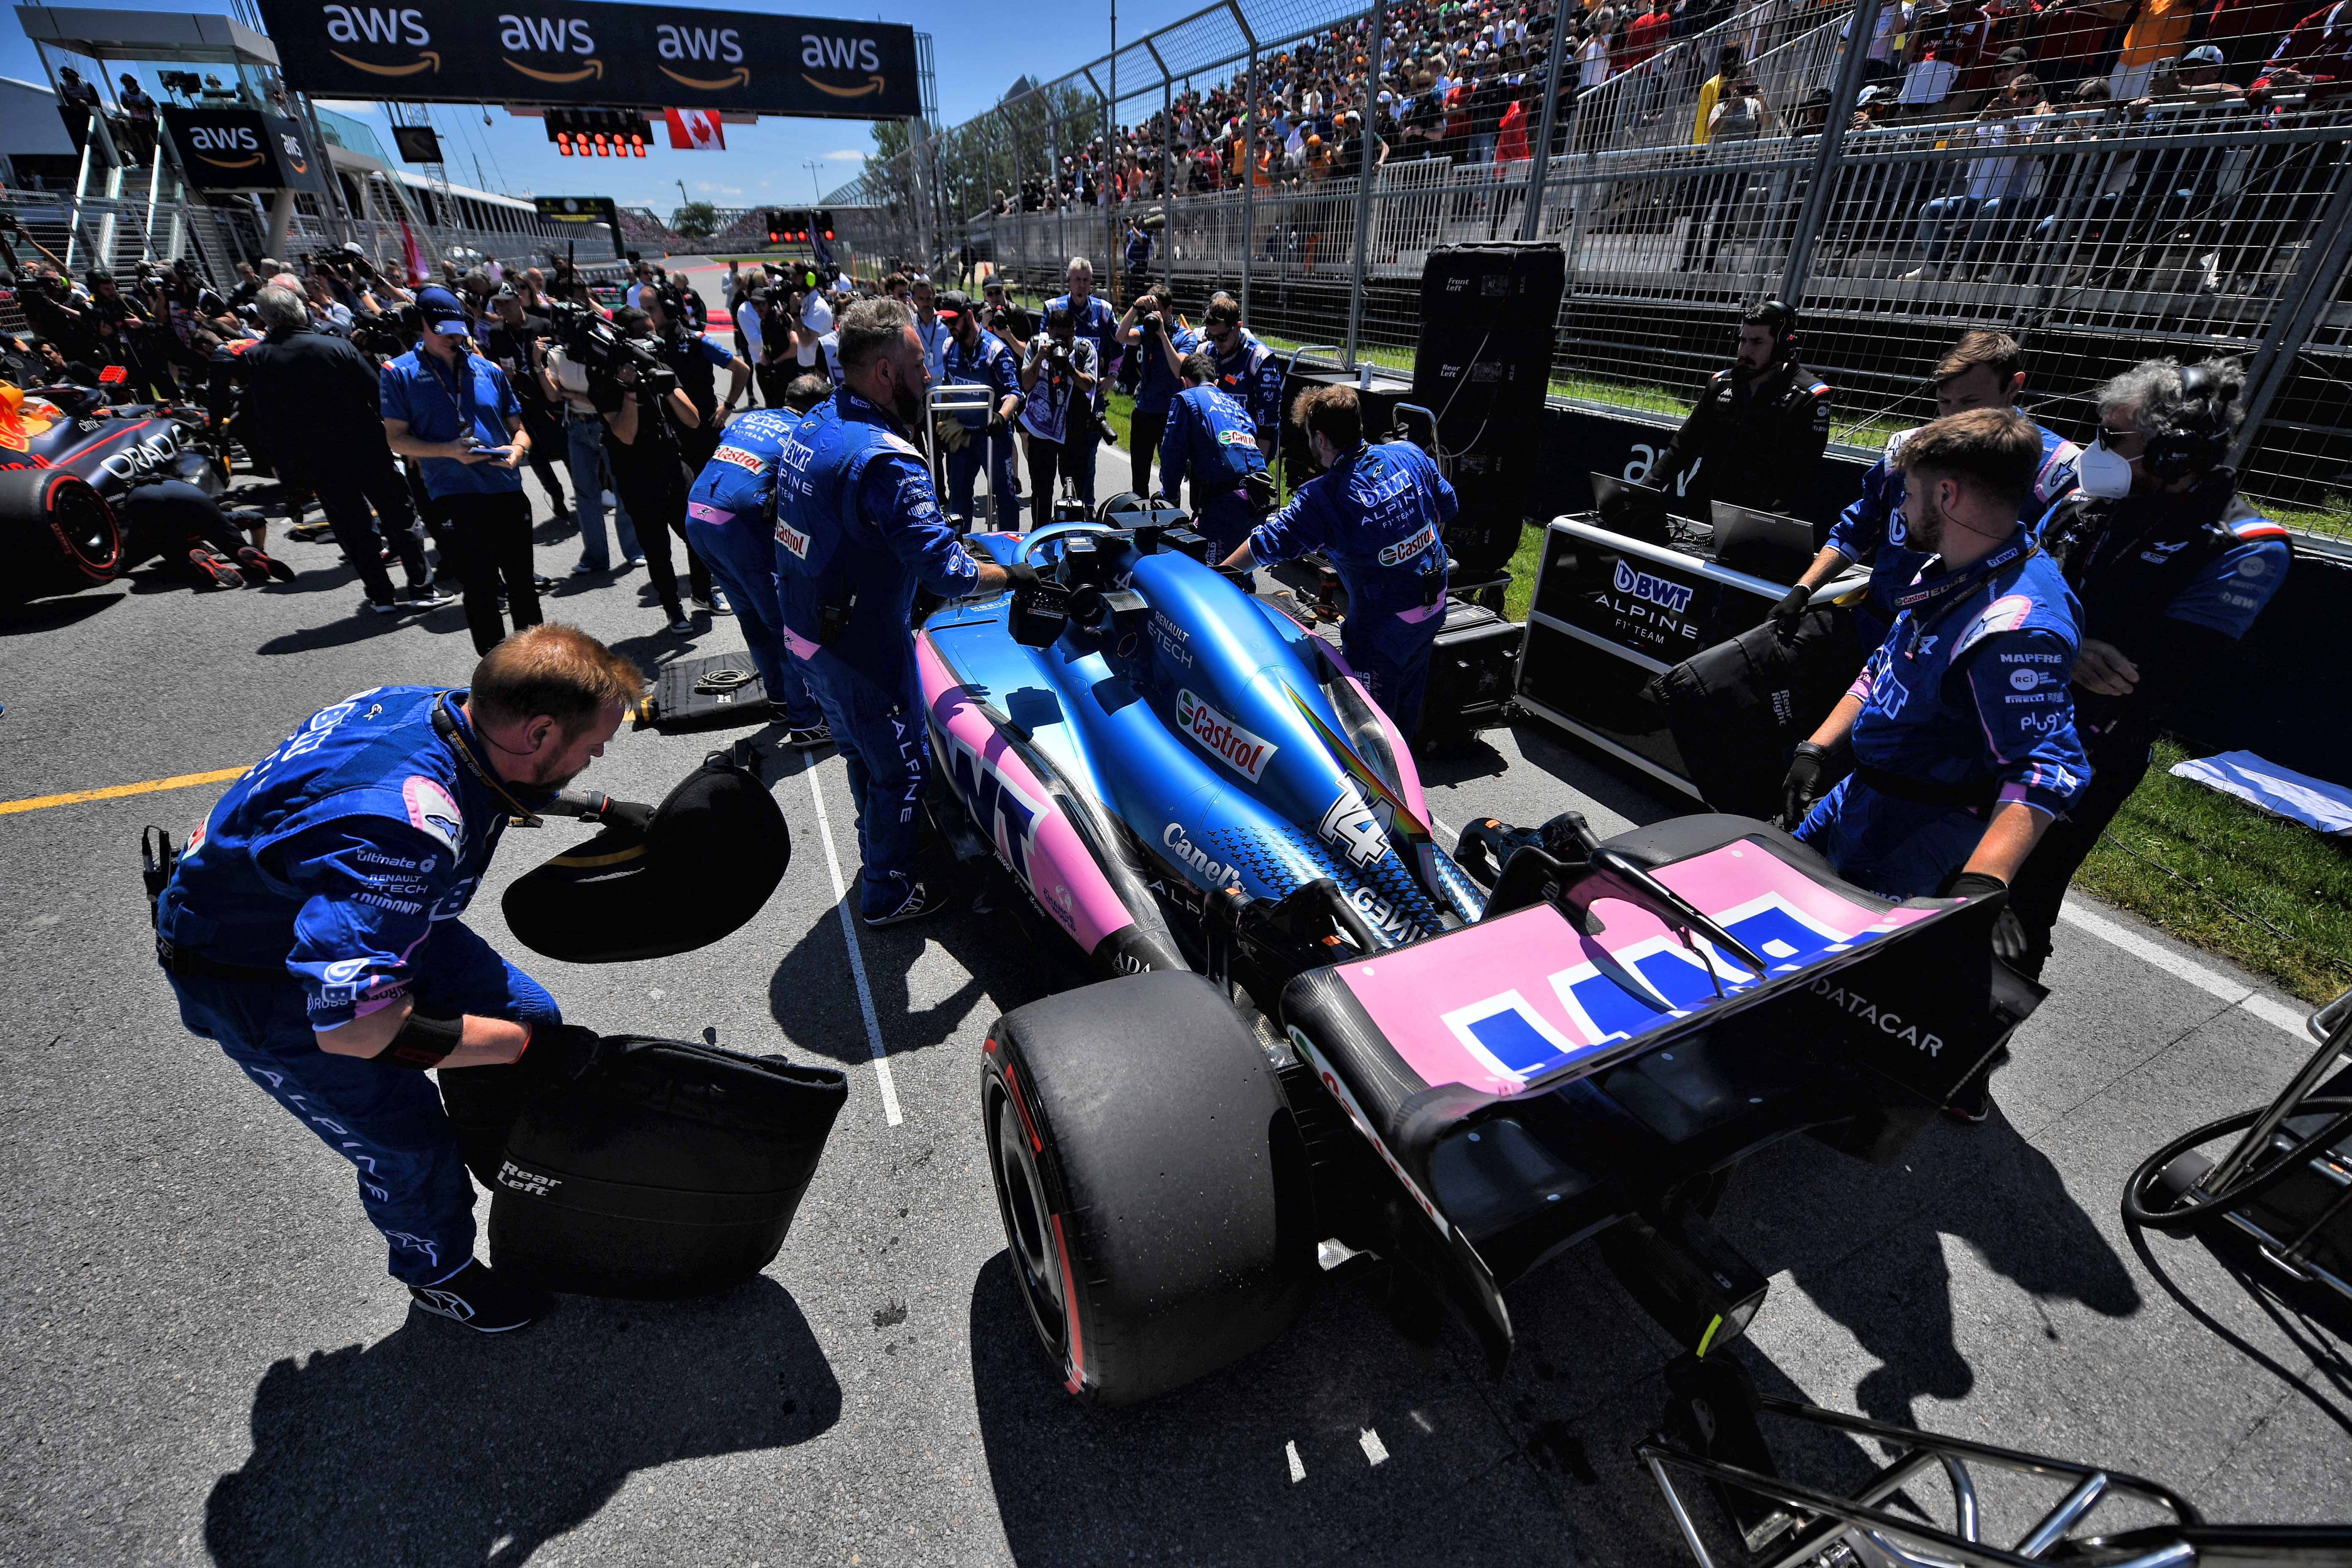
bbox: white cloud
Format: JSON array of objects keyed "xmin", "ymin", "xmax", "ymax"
[
  {"xmin": 823, "ymin": 149, "xmax": 863, "ymax": 160},
  {"xmin": 690, "ymin": 181, "xmax": 743, "ymax": 195}
]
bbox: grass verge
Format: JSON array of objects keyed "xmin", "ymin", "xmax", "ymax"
[{"xmin": 2074, "ymin": 738, "xmax": 2352, "ymax": 1007}]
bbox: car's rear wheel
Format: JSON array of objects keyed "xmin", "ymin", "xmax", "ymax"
[
  {"xmin": 981, "ymin": 970, "xmax": 1315, "ymax": 1405},
  {"xmin": 0, "ymin": 470, "xmax": 122, "ymax": 598}
]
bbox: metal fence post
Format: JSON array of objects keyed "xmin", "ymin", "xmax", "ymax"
[
  {"xmin": 1344, "ymin": 0, "xmax": 1387, "ymax": 368},
  {"xmin": 2229, "ymin": 151, "xmax": 2352, "ymax": 468},
  {"xmin": 1242, "ymin": 43, "xmax": 1259, "ymax": 321},
  {"xmin": 1520, "ymin": 17, "xmax": 1574, "ymax": 241},
  {"xmin": 1777, "ymin": 0, "xmax": 1879, "ymax": 308}
]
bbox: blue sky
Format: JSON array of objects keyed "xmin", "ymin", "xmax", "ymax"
[{"xmin": 0, "ymin": 0, "xmax": 1142, "ymax": 216}]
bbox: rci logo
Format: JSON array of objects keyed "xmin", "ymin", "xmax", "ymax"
[{"xmin": 1611, "ymin": 558, "xmax": 1695, "ymax": 614}]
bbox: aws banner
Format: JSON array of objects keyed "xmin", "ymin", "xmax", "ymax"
[
  {"xmin": 254, "ymin": 0, "xmax": 920, "ymax": 120},
  {"xmin": 162, "ymin": 107, "xmax": 331, "ymax": 193}
]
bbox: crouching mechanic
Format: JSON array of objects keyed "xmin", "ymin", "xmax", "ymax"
[
  {"xmin": 1160, "ymin": 351, "xmax": 1271, "ymax": 556},
  {"xmin": 152, "ymin": 625, "xmax": 642, "ymax": 1331},
  {"xmin": 776, "ymin": 299, "xmax": 1029, "ymax": 926},
  {"xmin": 1220, "ymin": 386, "xmax": 1456, "ymax": 739},
  {"xmin": 1771, "ymin": 329, "xmax": 2081, "ymax": 649},
  {"xmin": 1783, "ymin": 407, "xmax": 2089, "ymax": 912},
  {"xmin": 685, "ymin": 407, "xmax": 834, "ymax": 744},
  {"xmin": 2006, "ymin": 356, "xmax": 2291, "ymax": 980}
]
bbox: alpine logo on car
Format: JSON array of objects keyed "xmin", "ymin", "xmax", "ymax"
[
  {"xmin": 1161, "ymin": 822, "xmax": 1240, "ymax": 887},
  {"xmin": 1611, "ymin": 559, "xmax": 1696, "ymax": 614},
  {"xmin": 1175, "ymin": 688, "xmax": 1276, "ymax": 781},
  {"xmin": 945, "ymin": 735, "xmax": 1045, "ymax": 893}
]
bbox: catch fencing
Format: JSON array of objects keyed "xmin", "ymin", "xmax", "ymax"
[{"xmin": 850, "ymin": 0, "xmax": 2352, "ymax": 523}]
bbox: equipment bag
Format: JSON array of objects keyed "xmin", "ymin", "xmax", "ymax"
[
  {"xmin": 1648, "ymin": 605, "xmax": 1861, "ymax": 820},
  {"xmin": 471, "ymin": 1034, "xmax": 849, "ymax": 1300}
]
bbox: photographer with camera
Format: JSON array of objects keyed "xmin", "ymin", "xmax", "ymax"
[
  {"xmin": 540, "ymin": 316, "xmax": 643, "ymax": 577},
  {"xmin": 935, "ymin": 291, "xmax": 1024, "ymax": 531},
  {"xmin": 478, "ymin": 286, "xmax": 572, "ymax": 532},
  {"xmin": 86, "ymin": 270, "xmax": 172, "ymax": 403},
  {"xmin": 646, "ymin": 285, "xmax": 748, "ymax": 481},
  {"xmin": 980, "ymin": 275, "xmax": 1032, "ymax": 345},
  {"xmin": 1118, "ymin": 286, "xmax": 1201, "ymax": 497},
  {"xmin": 600, "ymin": 305, "xmax": 713, "ymax": 633},
  {"xmin": 1017, "ymin": 305, "xmax": 1100, "ymax": 530},
  {"xmin": 1042, "ymin": 259, "xmax": 1119, "ymax": 511},
  {"xmin": 381, "ymin": 286, "xmax": 539, "ymax": 654},
  {"xmin": 1162, "ymin": 352, "xmax": 1272, "ymax": 555},
  {"xmin": 238, "ymin": 286, "xmax": 448, "ymax": 616}
]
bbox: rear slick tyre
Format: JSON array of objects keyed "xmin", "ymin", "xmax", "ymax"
[
  {"xmin": 0, "ymin": 469, "xmax": 121, "ymax": 597},
  {"xmin": 981, "ymin": 970, "xmax": 1314, "ymax": 1406}
]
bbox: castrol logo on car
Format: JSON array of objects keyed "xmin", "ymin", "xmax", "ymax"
[{"xmin": 1175, "ymin": 688, "xmax": 1277, "ymax": 781}]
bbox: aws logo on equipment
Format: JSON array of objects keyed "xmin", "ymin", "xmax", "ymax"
[{"xmin": 186, "ymin": 124, "xmax": 264, "ymax": 170}]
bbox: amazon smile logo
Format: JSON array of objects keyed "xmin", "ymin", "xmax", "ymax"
[
  {"xmin": 505, "ymin": 55, "xmax": 603, "ymax": 81},
  {"xmin": 803, "ymin": 73, "xmax": 885, "ymax": 97},
  {"xmin": 329, "ymin": 48, "xmax": 440, "ymax": 75},
  {"xmin": 662, "ymin": 64, "xmax": 750, "ymax": 90}
]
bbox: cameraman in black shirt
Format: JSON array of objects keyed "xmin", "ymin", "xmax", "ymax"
[
  {"xmin": 478, "ymin": 286, "xmax": 573, "ymax": 529},
  {"xmin": 645, "ymin": 286, "xmax": 748, "ymax": 477},
  {"xmin": 601, "ymin": 306, "xmax": 712, "ymax": 631}
]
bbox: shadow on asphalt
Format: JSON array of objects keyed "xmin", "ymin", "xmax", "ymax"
[
  {"xmin": 254, "ymin": 606, "xmax": 460, "ymax": 656},
  {"xmin": 203, "ymin": 1277, "xmax": 839, "ymax": 1568},
  {"xmin": 0, "ymin": 588, "xmax": 122, "ymax": 633}
]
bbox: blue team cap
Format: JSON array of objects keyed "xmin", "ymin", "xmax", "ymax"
[{"xmin": 413, "ymin": 286, "xmax": 472, "ymax": 336}]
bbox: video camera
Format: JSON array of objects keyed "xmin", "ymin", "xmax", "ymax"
[{"xmin": 547, "ymin": 299, "xmax": 676, "ymax": 407}]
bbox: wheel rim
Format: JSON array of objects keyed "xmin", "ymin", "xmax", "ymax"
[
  {"xmin": 988, "ymin": 1079, "xmax": 1067, "ymax": 1353},
  {"xmin": 52, "ymin": 482, "xmax": 118, "ymax": 575}
]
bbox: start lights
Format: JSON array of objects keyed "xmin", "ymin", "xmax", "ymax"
[{"xmin": 545, "ymin": 109, "xmax": 653, "ymax": 158}]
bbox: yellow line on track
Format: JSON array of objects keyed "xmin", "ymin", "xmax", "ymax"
[{"xmin": 0, "ymin": 766, "xmax": 249, "ymax": 817}]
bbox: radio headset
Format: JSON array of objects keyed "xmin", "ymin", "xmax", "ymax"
[
  {"xmin": 2143, "ymin": 361, "xmax": 2235, "ymax": 480},
  {"xmin": 1746, "ymin": 298, "xmax": 1798, "ymax": 359}
]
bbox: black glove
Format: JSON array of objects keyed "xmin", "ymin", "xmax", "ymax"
[
  {"xmin": 1767, "ymin": 582, "xmax": 1812, "ymax": 635},
  {"xmin": 1778, "ymin": 741, "xmax": 1832, "ymax": 830},
  {"xmin": 1001, "ymin": 561, "xmax": 1040, "ymax": 592},
  {"xmin": 987, "ymin": 408, "xmax": 1007, "ymax": 437},
  {"xmin": 517, "ymin": 1022, "xmax": 604, "ymax": 1086},
  {"xmin": 596, "ymin": 798, "xmax": 653, "ymax": 833},
  {"xmin": 1938, "ymin": 869, "xmax": 2026, "ymax": 964}
]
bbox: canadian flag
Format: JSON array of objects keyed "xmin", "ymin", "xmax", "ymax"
[{"xmin": 664, "ymin": 108, "xmax": 725, "ymax": 151}]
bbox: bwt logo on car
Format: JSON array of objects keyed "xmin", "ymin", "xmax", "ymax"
[
  {"xmin": 1175, "ymin": 688, "xmax": 1277, "ymax": 781},
  {"xmin": 1611, "ymin": 559, "xmax": 1695, "ymax": 614},
  {"xmin": 1162, "ymin": 823, "xmax": 1240, "ymax": 887}
]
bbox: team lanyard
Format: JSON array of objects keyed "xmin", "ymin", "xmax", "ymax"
[
  {"xmin": 1889, "ymin": 537, "xmax": 2029, "ymax": 661},
  {"xmin": 418, "ymin": 346, "xmax": 481, "ymax": 444}
]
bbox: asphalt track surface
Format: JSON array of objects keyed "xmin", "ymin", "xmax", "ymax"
[{"xmin": 2, "ymin": 263, "xmax": 2346, "ymax": 1566}]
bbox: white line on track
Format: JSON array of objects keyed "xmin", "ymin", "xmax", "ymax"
[
  {"xmin": 1358, "ymin": 1426, "xmax": 1389, "ymax": 1466},
  {"xmin": 803, "ymin": 747, "xmax": 903, "ymax": 1127},
  {"xmin": 2058, "ymin": 899, "xmax": 2310, "ymax": 1040},
  {"xmin": 1285, "ymin": 1440, "xmax": 1306, "ymax": 1483}
]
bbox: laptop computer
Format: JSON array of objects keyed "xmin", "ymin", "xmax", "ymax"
[
  {"xmin": 1589, "ymin": 472, "xmax": 1673, "ymax": 544},
  {"xmin": 1708, "ymin": 501, "xmax": 1816, "ymax": 585}
]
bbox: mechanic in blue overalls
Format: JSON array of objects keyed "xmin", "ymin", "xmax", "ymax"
[
  {"xmin": 1780, "ymin": 408, "xmax": 2091, "ymax": 916},
  {"xmin": 1220, "ymin": 384, "xmax": 1457, "ymax": 740},
  {"xmin": 1200, "ymin": 293, "xmax": 1287, "ymax": 463},
  {"xmin": 2005, "ymin": 356, "xmax": 2292, "ymax": 981},
  {"xmin": 935, "ymin": 290, "xmax": 1024, "ymax": 531},
  {"xmin": 1042, "ymin": 258, "xmax": 1119, "ymax": 512},
  {"xmin": 775, "ymin": 299, "xmax": 1030, "ymax": 927},
  {"xmin": 151, "ymin": 626, "xmax": 640, "ymax": 1331},
  {"xmin": 685, "ymin": 408, "xmax": 832, "ymax": 745},
  {"xmin": 1160, "ymin": 351, "xmax": 1270, "ymax": 557},
  {"xmin": 1771, "ymin": 329, "xmax": 2082, "ymax": 651}
]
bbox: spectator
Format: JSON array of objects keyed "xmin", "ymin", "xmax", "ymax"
[
  {"xmin": 379, "ymin": 286, "xmax": 539, "ymax": 655},
  {"xmin": 1692, "ymin": 45, "xmax": 1744, "ymax": 143},
  {"xmin": 2251, "ymin": 5, "xmax": 2352, "ymax": 89},
  {"xmin": 1902, "ymin": 79, "xmax": 2053, "ymax": 282},
  {"xmin": 2107, "ymin": 0, "xmax": 2202, "ymax": 97},
  {"xmin": 115, "ymin": 74, "xmax": 158, "ymax": 163},
  {"xmin": 1016, "ymin": 306, "xmax": 1099, "ymax": 528},
  {"xmin": 2031, "ymin": 0, "xmax": 2119, "ymax": 93}
]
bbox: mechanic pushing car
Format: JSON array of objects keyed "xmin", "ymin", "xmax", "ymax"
[
  {"xmin": 683, "ymin": 405, "xmax": 833, "ymax": 746},
  {"xmin": 1781, "ymin": 408, "xmax": 2090, "ymax": 917},
  {"xmin": 150, "ymin": 625, "xmax": 642, "ymax": 1332},
  {"xmin": 774, "ymin": 298, "xmax": 1030, "ymax": 927},
  {"xmin": 1219, "ymin": 385, "xmax": 1456, "ymax": 740},
  {"xmin": 1647, "ymin": 298, "xmax": 1831, "ymax": 522},
  {"xmin": 2004, "ymin": 356, "xmax": 2292, "ymax": 981},
  {"xmin": 1772, "ymin": 330, "xmax": 2081, "ymax": 650},
  {"xmin": 1160, "ymin": 351, "xmax": 1271, "ymax": 555}
]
